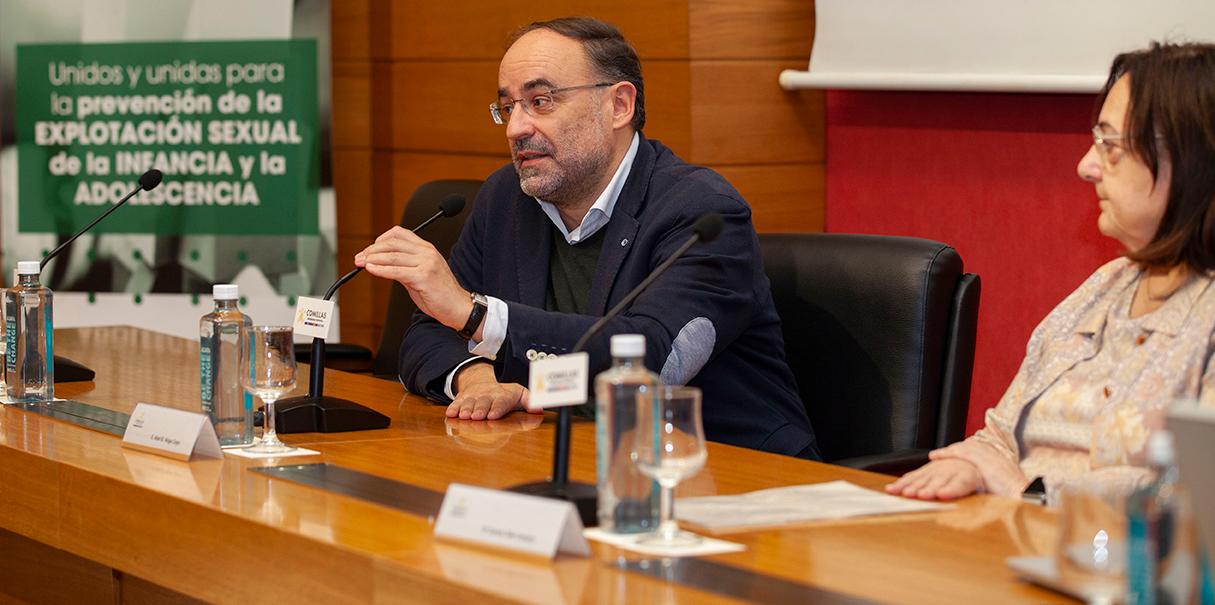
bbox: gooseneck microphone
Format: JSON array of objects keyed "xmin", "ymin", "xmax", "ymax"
[
  {"xmin": 510, "ymin": 211, "xmax": 725, "ymax": 525},
  {"xmin": 41, "ymin": 169, "xmax": 164, "ymax": 271},
  {"xmin": 321, "ymin": 194, "xmax": 466, "ymax": 302},
  {"xmin": 273, "ymin": 195, "xmax": 468, "ymax": 433},
  {"xmin": 40, "ymin": 169, "xmax": 163, "ymax": 383}
]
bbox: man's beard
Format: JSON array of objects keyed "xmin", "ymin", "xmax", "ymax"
[{"xmin": 514, "ymin": 135, "xmax": 612, "ymax": 206}]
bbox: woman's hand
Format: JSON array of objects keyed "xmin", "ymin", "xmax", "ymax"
[
  {"xmin": 885, "ymin": 458, "xmax": 984, "ymax": 500},
  {"xmin": 929, "ymin": 441, "xmax": 1030, "ymax": 497}
]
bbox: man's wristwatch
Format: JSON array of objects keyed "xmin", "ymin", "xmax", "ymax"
[
  {"xmin": 1021, "ymin": 476, "xmax": 1047, "ymax": 505},
  {"xmin": 457, "ymin": 292, "xmax": 488, "ymax": 340}
]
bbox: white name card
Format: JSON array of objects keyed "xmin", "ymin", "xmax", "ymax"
[
  {"xmin": 121, "ymin": 402, "xmax": 223, "ymax": 461},
  {"xmin": 293, "ymin": 296, "xmax": 335, "ymax": 340},
  {"xmin": 434, "ymin": 483, "xmax": 590, "ymax": 559},
  {"xmin": 528, "ymin": 352, "xmax": 589, "ymax": 409}
]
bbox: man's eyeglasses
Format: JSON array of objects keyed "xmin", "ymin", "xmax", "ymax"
[{"xmin": 490, "ymin": 82, "xmax": 614, "ymax": 125}]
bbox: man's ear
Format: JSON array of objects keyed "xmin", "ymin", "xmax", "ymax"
[{"xmin": 609, "ymin": 81, "xmax": 637, "ymax": 130}]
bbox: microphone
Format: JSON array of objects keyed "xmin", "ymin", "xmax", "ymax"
[
  {"xmin": 40, "ymin": 169, "xmax": 163, "ymax": 383},
  {"xmin": 41, "ymin": 169, "xmax": 163, "ymax": 271},
  {"xmin": 510, "ymin": 211, "xmax": 724, "ymax": 525},
  {"xmin": 272, "ymin": 194, "xmax": 468, "ymax": 433},
  {"xmin": 320, "ymin": 194, "xmax": 466, "ymax": 301}
]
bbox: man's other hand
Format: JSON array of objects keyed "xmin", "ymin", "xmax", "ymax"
[{"xmin": 447, "ymin": 362, "xmax": 539, "ymax": 420}]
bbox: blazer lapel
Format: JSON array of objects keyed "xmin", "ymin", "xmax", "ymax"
[
  {"xmin": 513, "ymin": 193, "xmax": 551, "ymax": 308},
  {"xmin": 588, "ymin": 214, "xmax": 640, "ymax": 315},
  {"xmin": 587, "ymin": 136, "xmax": 656, "ymax": 315}
]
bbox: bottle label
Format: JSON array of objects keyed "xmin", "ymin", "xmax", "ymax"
[
  {"xmin": 1127, "ymin": 512, "xmax": 1154, "ymax": 605},
  {"xmin": 245, "ymin": 334, "xmax": 254, "ymax": 412},
  {"xmin": 43, "ymin": 299, "xmax": 53, "ymax": 393},
  {"xmin": 5, "ymin": 314, "xmax": 15, "ymax": 375},
  {"xmin": 199, "ymin": 338, "xmax": 214, "ymax": 415}
]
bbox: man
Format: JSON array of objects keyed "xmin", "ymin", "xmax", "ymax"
[{"xmin": 355, "ymin": 17, "xmax": 818, "ymax": 459}]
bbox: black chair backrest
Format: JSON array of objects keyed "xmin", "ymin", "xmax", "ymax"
[
  {"xmin": 759, "ymin": 233, "xmax": 980, "ymax": 463},
  {"xmin": 372, "ymin": 179, "xmax": 484, "ymax": 377}
]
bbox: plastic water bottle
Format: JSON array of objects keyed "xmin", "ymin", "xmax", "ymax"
[
  {"xmin": 199, "ymin": 284, "xmax": 253, "ymax": 446},
  {"xmin": 0, "ymin": 286, "xmax": 7, "ymax": 401},
  {"xmin": 4, "ymin": 261, "xmax": 54, "ymax": 403},
  {"xmin": 1127, "ymin": 431, "xmax": 1202, "ymax": 605},
  {"xmin": 595, "ymin": 334, "xmax": 660, "ymax": 533}
]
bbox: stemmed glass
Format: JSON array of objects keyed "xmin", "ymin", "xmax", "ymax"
[
  {"xmin": 241, "ymin": 325, "xmax": 297, "ymax": 454},
  {"xmin": 629, "ymin": 385, "xmax": 707, "ymax": 547}
]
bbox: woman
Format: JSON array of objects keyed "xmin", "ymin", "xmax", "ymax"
[{"xmin": 888, "ymin": 42, "xmax": 1215, "ymax": 504}]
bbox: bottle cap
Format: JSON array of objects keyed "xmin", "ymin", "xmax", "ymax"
[
  {"xmin": 610, "ymin": 334, "xmax": 645, "ymax": 358},
  {"xmin": 212, "ymin": 284, "xmax": 239, "ymax": 300},
  {"xmin": 16, "ymin": 261, "xmax": 40, "ymax": 275},
  {"xmin": 1147, "ymin": 430, "xmax": 1175, "ymax": 467}
]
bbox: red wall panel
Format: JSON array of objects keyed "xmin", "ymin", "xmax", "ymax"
[{"xmin": 825, "ymin": 90, "xmax": 1123, "ymax": 434}]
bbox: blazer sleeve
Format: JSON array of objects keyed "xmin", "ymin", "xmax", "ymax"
[{"xmin": 397, "ymin": 185, "xmax": 492, "ymax": 401}]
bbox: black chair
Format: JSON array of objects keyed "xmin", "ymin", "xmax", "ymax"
[
  {"xmin": 296, "ymin": 179, "xmax": 483, "ymax": 376},
  {"xmin": 759, "ymin": 233, "xmax": 981, "ymax": 475}
]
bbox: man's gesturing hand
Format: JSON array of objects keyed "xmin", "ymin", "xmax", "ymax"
[{"xmin": 355, "ymin": 226, "xmax": 473, "ymax": 331}]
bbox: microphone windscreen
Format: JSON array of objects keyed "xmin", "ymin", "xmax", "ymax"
[
  {"xmin": 139, "ymin": 169, "xmax": 163, "ymax": 191},
  {"xmin": 693, "ymin": 212, "xmax": 724, "ymax": 242},
  {"xmin": 439, "ymin": 195, "xmax": 466, "ymax": 217}
]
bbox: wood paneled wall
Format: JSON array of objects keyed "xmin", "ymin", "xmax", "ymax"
[{"xmin": 331, "ymin": 0, "xmax": 824, "ymax": 351}]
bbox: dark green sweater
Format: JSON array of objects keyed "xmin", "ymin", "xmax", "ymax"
[{"xmin": 545, "ymin": 223, "xmax": 608, "ymax": 315}]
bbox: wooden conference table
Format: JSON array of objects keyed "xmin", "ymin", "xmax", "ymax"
[{"xmin": 0, "ymin": 327, "xmax": 1072, "ymax": 604}]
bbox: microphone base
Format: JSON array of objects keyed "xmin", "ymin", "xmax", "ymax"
[
  {"xmin": 508, "ymin": 480, "xmax": 598, "ymax": 527},
  {"xmin": 270, "ymin": 395, "xmax": 390, "ymax": 434},
  {"xmin": 54, "ymin": 355, "xmax": 95, "ymax": 383}
]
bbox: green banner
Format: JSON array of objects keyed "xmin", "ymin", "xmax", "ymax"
[{"xmin": 15, "ymin": 39, "xmax": 319, "ymax": 235}]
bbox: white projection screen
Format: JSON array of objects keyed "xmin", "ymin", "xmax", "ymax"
[{"xmin": 782, "ymin": 0, "xmax": 1215, "ymax": 92}]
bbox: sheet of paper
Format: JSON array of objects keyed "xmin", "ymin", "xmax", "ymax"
[
  {"xmin": 221, "ymin": 445, "xmax": 321, "ymax": 459},
  {"xmin": 583, "ymin": 528, "xmax": 745, "ymax": 557},
  {"xmin": 676, "ymin": 480, "xmax": 950, "ymax": 532}
]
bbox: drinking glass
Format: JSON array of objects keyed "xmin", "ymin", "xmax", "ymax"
[
  {"xmin": 240, "ymin": 325, "xmax": 297, "ymax": 454},
  {"xmin": 1056, "ymin": 482, "xmax": 1127, "ymax": 605},
  {"xmin": 629, "ymin": 386, "xmax": 707, "ymax": 547}
]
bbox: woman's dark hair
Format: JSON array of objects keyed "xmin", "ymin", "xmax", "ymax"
[
  {"xmin": 1099, "ymin": 42, "xmax": 1215, "ymax": 272},
  {"xmin": 508, "ymin": 17, "xmax": 645, "ymax": 131}
]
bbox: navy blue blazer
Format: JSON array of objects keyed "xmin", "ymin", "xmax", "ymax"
[{"xmin": 399, "ymin": 135, "xmax": 818, "ymax": 459}]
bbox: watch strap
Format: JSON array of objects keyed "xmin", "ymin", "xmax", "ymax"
[{"xmin": 457, "ymin": 292, "xmax": 488, "ymax": 340}]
